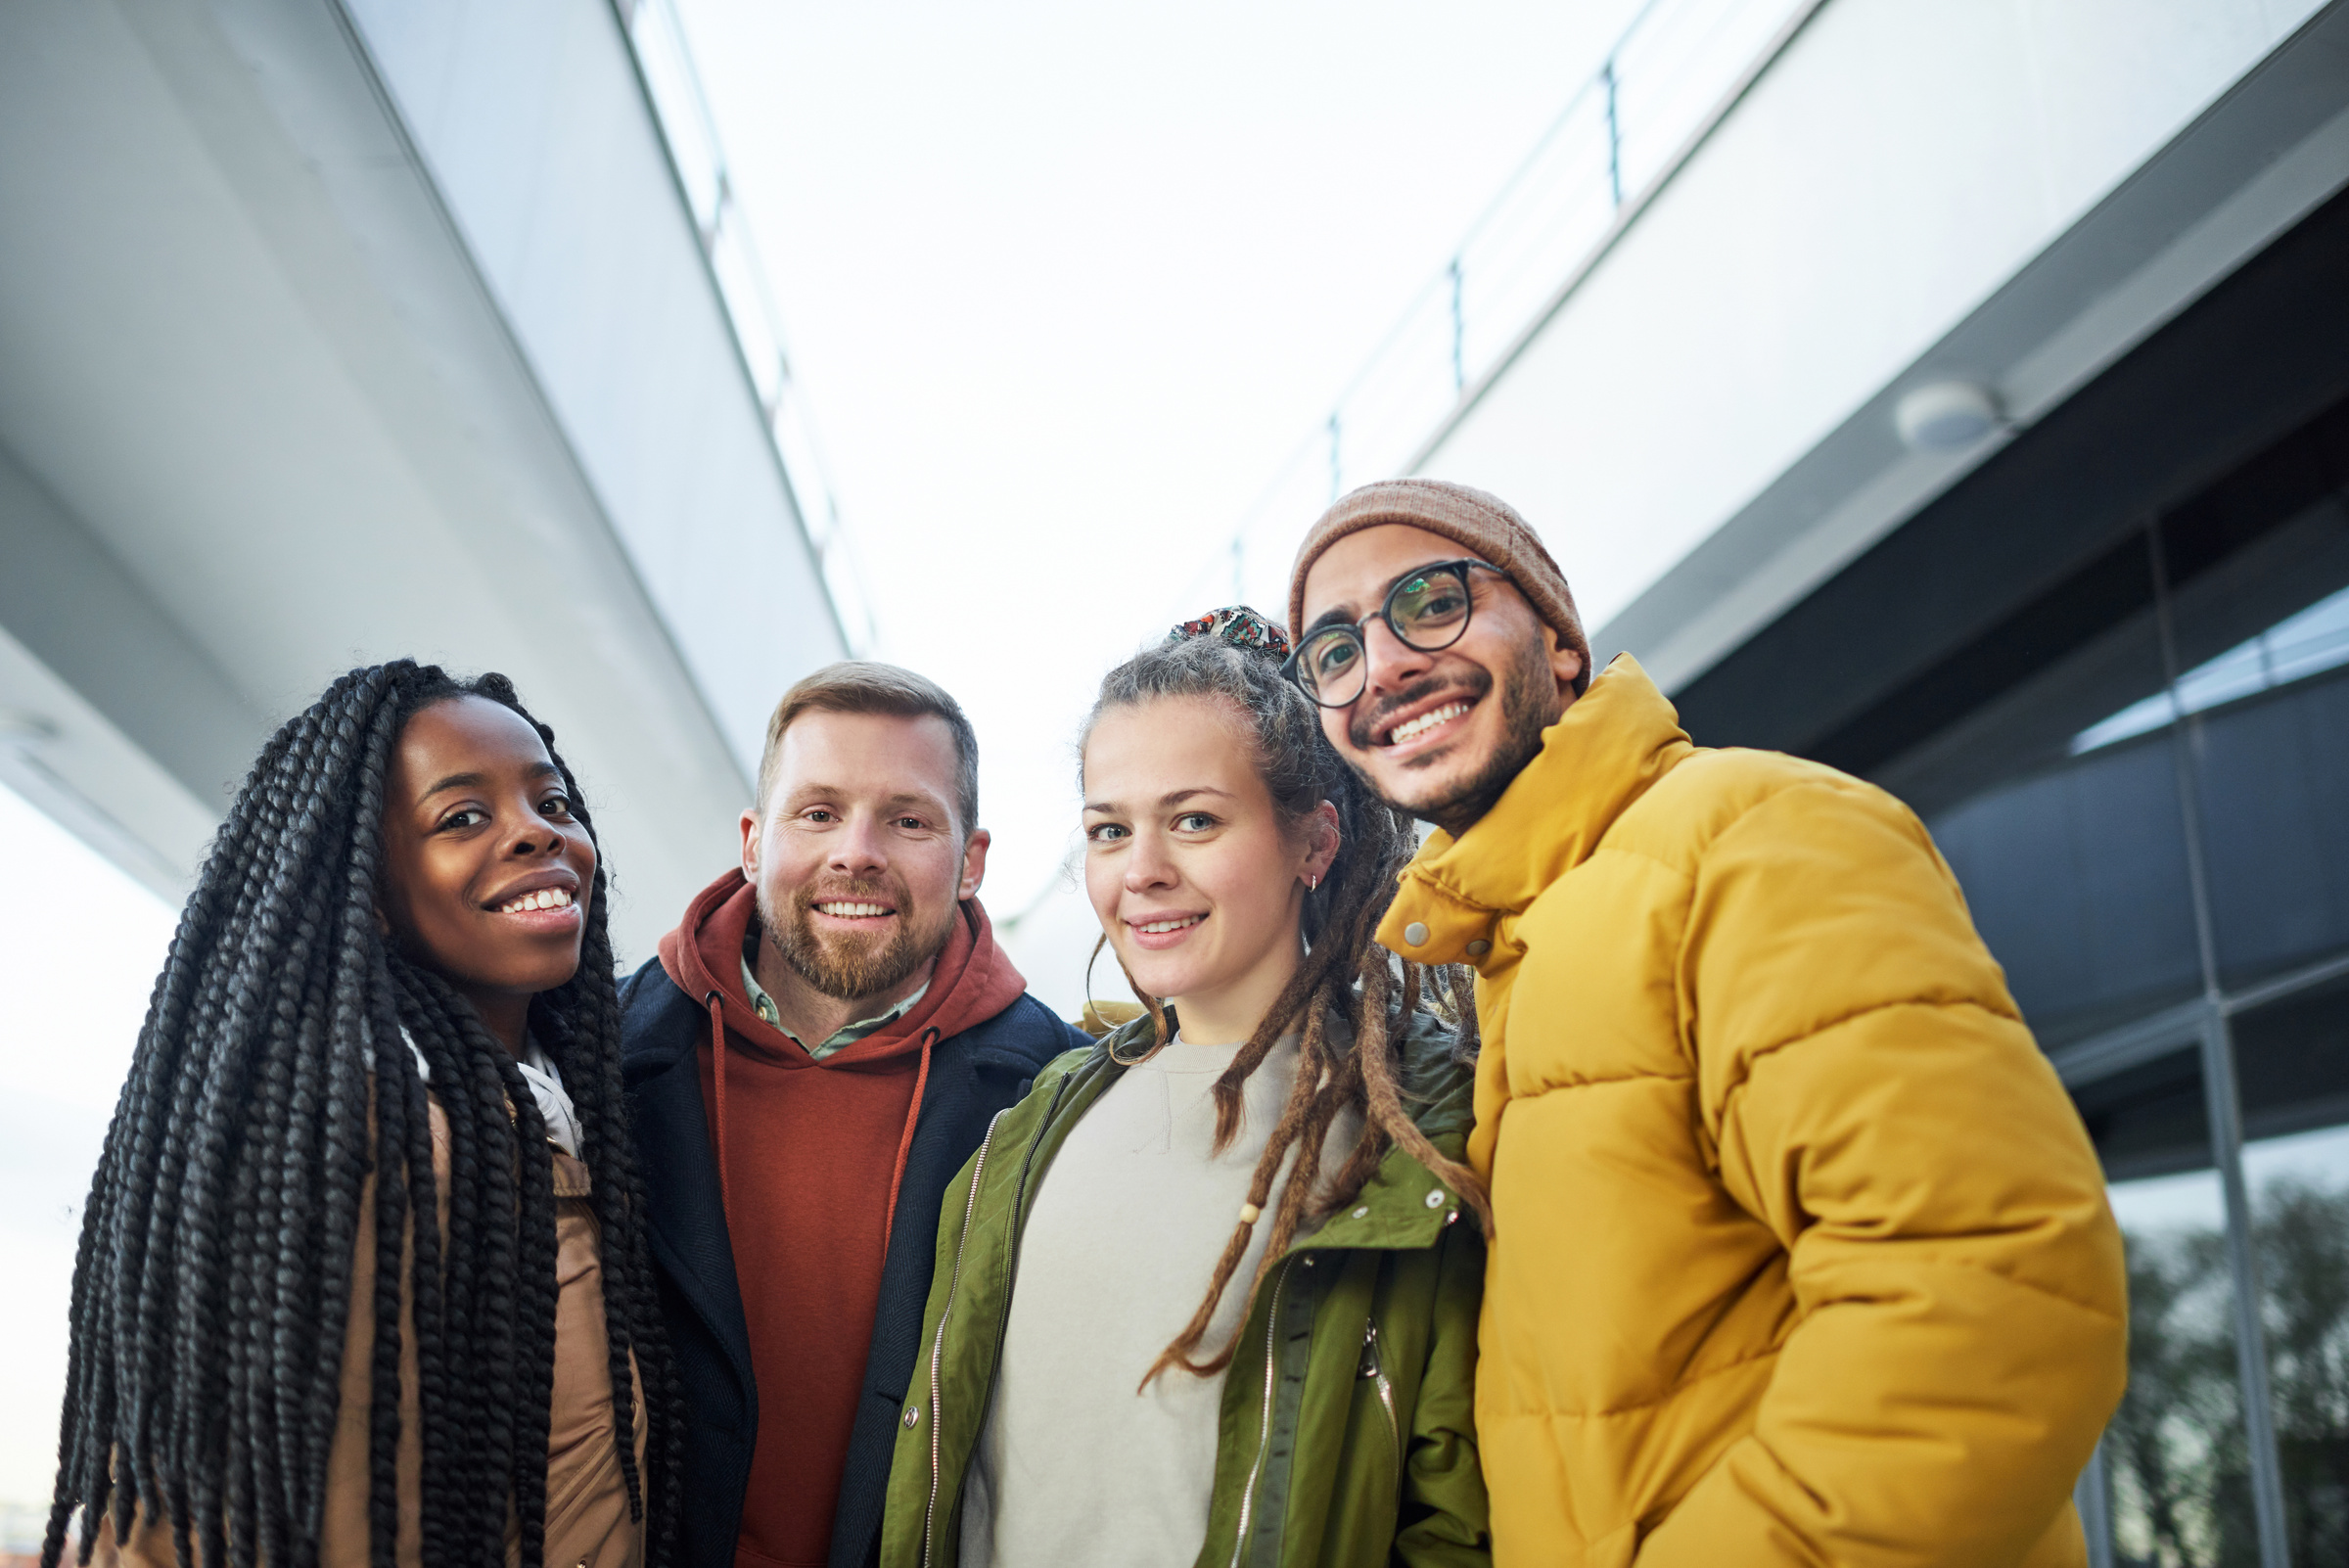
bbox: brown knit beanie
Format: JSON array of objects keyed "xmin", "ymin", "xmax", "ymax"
[{"xmin": 1287, "ymin": 479, "xmax": 1591, "ymax": 694}]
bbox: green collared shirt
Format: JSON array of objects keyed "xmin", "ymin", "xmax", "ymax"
[{"xmin": 740, "ymin": 948, "xmax": 928, "ymax": 1063}]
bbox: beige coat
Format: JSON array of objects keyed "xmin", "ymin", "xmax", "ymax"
[{"xmin": 106, "ymin": 1096, "xmax": 646, "ymax": 1568}]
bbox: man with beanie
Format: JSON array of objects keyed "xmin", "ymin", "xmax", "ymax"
[
  {"xmin": 1285, "ymin": 480, "xmax": 2129, "ymax": 1567},
  {"xmin": 621, "ymin": 664, "xmax": 1087, "ymax": 1568}
]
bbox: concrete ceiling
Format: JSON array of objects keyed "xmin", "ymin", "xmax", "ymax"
[{"xmin": 0, "ymin": 0, "xmax": 824, "ymax": 961}]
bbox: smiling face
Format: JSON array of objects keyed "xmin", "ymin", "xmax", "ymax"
[
  {"xmin": 742, "ymin": 709, "xmax": 988, "ymax": 1006},
  {"xmin": 379, "ymin": 695, "xmax": 596, "ymax": 1051},
  {"xmin": 1082, "ymin": 695, "xmax": 1336, "ymax": 1044},
  {"xmin": 1298, "ymin": 523, "xmax": 1583, "ymax": 834}
]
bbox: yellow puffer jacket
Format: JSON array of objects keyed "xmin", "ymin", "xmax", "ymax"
[{"xmin": 1380, "ymin": 656, "xmax": 2127, "ymax": 1568}]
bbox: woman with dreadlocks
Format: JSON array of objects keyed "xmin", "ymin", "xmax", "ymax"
[
  {"xmin": 45, "ymin": 662, "xmax": 677, "ymax": 1568},
  {"xmin": 878, "ymin": 609, "xmax": 1490, "ymax": 1568}
]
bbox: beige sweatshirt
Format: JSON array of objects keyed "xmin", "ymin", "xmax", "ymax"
[{"xmin": 958, "ymin": 1032, "xmax": 1358, "ymax": 1568}]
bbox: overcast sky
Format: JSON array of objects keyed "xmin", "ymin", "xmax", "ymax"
[{"xmin": 668, "ymin": 0, "xmax": 1652, "ymax": 994}]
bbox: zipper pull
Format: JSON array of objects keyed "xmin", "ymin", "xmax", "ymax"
[{"xmin": 1357, "ymin": 1319, "xmax": 1382, "ymax": 1379}]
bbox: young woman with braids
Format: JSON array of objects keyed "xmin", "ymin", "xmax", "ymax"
[
  {"xmin": 878, "ymin": 609, "xmax": 1491, "ymax": 1568},
  {"xmin": 44, "ymin": 662, "xmax": 677, "ymax": 1568}
]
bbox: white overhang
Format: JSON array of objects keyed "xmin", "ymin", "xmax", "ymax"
[{"xmin": 0, "ymin": 0, "xmax": 845, "ymax": 957}]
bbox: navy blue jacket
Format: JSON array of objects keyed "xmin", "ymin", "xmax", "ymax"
[{"xmin": 620, "ymin": 957, "xmax": 1084, "ymax": 1568}]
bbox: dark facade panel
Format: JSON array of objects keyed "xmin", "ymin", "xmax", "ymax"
[{"xmin": 1674, "ymin": 181, "xmax": 2349, "ymax": 767}]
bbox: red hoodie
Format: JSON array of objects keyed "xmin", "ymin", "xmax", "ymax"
[{"xmin": 658, "ymin": 870, "xmax": 1028, "ymax": 1568}]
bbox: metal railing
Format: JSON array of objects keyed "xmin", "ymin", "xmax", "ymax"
[
  {"xmin": 1182, "ymin": 0, "xmax": 1822, "ymax": 621},
  {"xmin": 617, "ymin": 0, "xmax": 879, "ymax": 656}
]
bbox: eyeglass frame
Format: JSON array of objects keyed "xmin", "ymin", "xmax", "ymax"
[{"xmin": 1280, "ymin": 558, "xmax": 1511, "ymax": 709}]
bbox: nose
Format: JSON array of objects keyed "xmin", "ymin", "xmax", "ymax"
[
  {"xmin": 1359, "ymin": 614, "xmax": 1435, "ymax": 700},
  {"xmin": 828, "ymin": 813, "xmax": 890, "ymax": 879},
  {"xmin": 1123, "ymin": 830, "xmax": 1177, "ymax": 895},
  {"xmin": 503, "ymin": 809, "xmax": 559, "ymax": 858}
]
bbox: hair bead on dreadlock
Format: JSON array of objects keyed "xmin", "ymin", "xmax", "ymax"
[
  {"xmin": 1080, "ymin": 608, "xmax": 1490, "ymax": 1392},
  {"xmin": 42, "ymin": 661, "xmax": 681, "ymax": 1568}
]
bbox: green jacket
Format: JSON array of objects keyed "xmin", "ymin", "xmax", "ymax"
[{"xmin": 878, "ymin": 1011, "xmax": 1491, "ymax": 1568}]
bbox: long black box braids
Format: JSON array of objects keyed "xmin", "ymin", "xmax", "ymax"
[{"xmin": 42, "ymin": 661, "xmax": 680, "ymax": 1568}]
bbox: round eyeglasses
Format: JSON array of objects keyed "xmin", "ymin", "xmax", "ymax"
[{"xmin": 1282, "ymin": 560, "xmax": 1506, "ymax": 708}]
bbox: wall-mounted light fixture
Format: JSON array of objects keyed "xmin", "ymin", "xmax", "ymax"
[{"xmin": 1895, "ymin": 380, "xmax": 2003, "ymax": 453}]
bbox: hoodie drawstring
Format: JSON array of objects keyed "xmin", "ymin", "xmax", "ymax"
[
  {"xmin": 881, "ymin": 1027, "xmax": 938, "ymax": 1262},
  {"xmin": 705, "ymin": 991, "xmax": 733, "ymax": 1228}
]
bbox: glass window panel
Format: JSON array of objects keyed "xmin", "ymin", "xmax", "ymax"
[
  {"xmin": 2153, "ymin": 440, "xmax": 2349, "ymax": 992},
  {"xmin": 1933, "ymin": 741, "xmax": 2201, "ymax": 1047},
  {"xmin": 2096, "ymin": 1045, "xmax": 2261, "ymax": 1568},
  {"xmin": 1884, "ymin": 546, "xmax": 2202, "ymax": 1050},
  {"xmin": 2234, "ymin": 979, "xmax": 2349, "ymax": 1561},
  {"xmin": 2106, "ymin": 1164, "xmax": 2257, "ymax": 1567}
]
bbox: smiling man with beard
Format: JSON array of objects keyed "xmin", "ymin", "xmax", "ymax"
[
  {"xmin": 620, "ymin": 665, "xmax": 1086, "ymax": 1568},
  {"xmin": 1287, "ymin": 481, "xmax": 2129, "ymax": 1568}
]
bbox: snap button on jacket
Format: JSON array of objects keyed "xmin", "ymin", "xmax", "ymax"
[{"xmin": 1381, "ymin": 656, "xmax": 2128, "ymax": 1568}]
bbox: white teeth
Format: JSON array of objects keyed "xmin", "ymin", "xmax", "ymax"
[
  {"xmin": 1387, "ymin": 701, "xmax": 1470, "ymax": 745},
  {"xmin": 1137, "ymin": 915, "xmax": 1202, "ymax": 934},
  {"xmin": 817, "ymin": 901, "xmax": 890, "ymax": 918},
  {"xmin": 498, "ymin": 887, "xmax": 574, "ymax": 914}
]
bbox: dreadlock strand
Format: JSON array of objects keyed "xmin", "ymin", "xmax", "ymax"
[
  {"xmin": 299, "ymin": 694, "xmax": 403, "ymax": 1530},
  {"xmin": 483, "ymin": 1037, "xmax": 560, "ymax": 1568},
  {"xmin": 1355, "ymin": 960, "xmax": 1493, "ymax": 1234},
  {"xmin": 44, "ymin": 1157, "xmax": 108, "ymax": 1568},
  {"xmin": 361, "ymin": 1027, "xmax": 412, "ymax": 1568},
  {"xmin": 542, "ymin": 848, "xmax": 656, "ymax": 1530},
  {"xmin": 1205, "ymin": 931, "xmax": 1345, "ymax": 1153},
  {"xmin": 1448, "ymin": 963, "xmax": 1483, "ymax": 1058},
  {"xmin": 370, "ymin": 974, "xmax": 460, "ymax": 1568},
  {"xmin": 1138, "ymin": 1007, "xmax": 1332, "ymax": 1387},
  {"xmin": 399, "ymin": 964, "xmax": 517, "ymax": 1562}
]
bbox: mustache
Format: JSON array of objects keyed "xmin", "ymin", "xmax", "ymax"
[
  {"xmin": 1349, "ymin": 668, "xmax": 1492, "ymax": 750},
  {"xmin": 792, "ymin": 877, "xmax": 901, "ymax": 912}
]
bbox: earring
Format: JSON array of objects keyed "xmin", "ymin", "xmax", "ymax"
[{"xmin": 1306, "ymin": 873, "xmax": 1319, "ymax": 893}]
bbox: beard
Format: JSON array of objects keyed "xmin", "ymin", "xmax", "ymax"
[
  {"xmin": 1349, "ymin": 636, "xmax": 1561, "ymax": 837},
  {"xmin": 757, "ymin": 875, "xmax": 951, "ymax": 1002}
]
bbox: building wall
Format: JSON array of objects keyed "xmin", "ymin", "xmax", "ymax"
[
  {"xmin": 1422, "ymin": 0, "xmax": 2328, "ymax": 637},
  {"xmin": 344, "ymin": 0, "xmax": 845, "ymax": 778}
]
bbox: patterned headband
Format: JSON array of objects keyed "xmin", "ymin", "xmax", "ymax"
[{"xmin": 1167, "ymin": 605, "xmax": 1291, "ymax": 658}]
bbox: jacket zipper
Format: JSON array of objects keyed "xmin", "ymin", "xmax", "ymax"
[
  {"xmin": 1358, "ymin": 1319, "xmax": 1401, "ymax": 1493},
  {"xmin": 922, "ymin": 1111, "xmax": 1003, "ymax": 1568},
  {"xmin": 1227, "ymin": 1254, "xmax": 1299, "ymax": 1568}
]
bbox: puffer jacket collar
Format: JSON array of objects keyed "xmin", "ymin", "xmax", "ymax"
[{"xmin": 1378, "ymin": 653, "xmax": 1692, "ymax": 966}]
